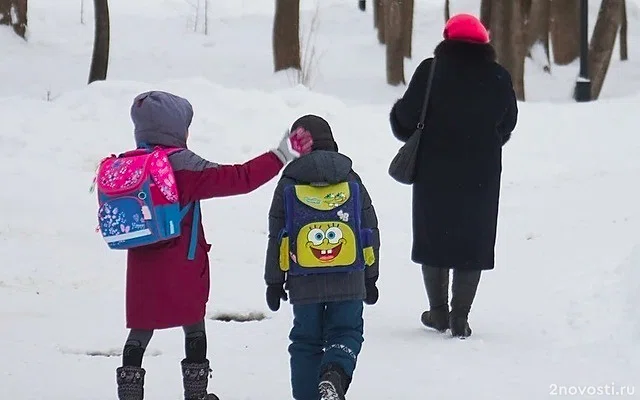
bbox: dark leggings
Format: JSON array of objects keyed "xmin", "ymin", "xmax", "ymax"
[
  {"xmin": 422, "ymin": 265, "xmax": 481, "ymax": 313},
  {"xmin": 122, "ymin": 320, "xmax": 207, "ymax": 367}
]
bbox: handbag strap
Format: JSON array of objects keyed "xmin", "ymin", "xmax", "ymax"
[{"xmin": 416, "ymin": 57, "xmax": 437, "ymax": 131}]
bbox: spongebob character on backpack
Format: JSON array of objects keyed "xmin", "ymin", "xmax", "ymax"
[{"xmin": 264, "ymin": 115, "xmax": 380, "ymax": 400}]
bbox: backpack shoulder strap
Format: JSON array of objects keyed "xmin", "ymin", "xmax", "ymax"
[
  {"xmin": 179, "ymin": 203, "xmax": 193, "ymax": 218},
  {"xmin": 177, "ymin": 201, "xmax": 201, "ymax": 261},
  {"xmin": 187, "ymin": 201, "xmax": 201, "ymax": 261},
  {"xmin": 416, "ymin": 57, "xmax": 437, "ymax": 131},
  {"xmin": 348, "ymin": 181, "xmax": 362, "ymax": 215},
  {"xmin": 164, "ymin": 147, "xmax": 185, "ymax": 156}
]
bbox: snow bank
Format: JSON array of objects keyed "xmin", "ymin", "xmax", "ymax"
[{"xmin": 4, "ymin": 0, "xmax": 640, "ymax": 104}]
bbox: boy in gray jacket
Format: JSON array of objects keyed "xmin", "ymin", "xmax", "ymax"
[{"xmin": 264, "ymin": 115, "xmax": 380, "ymax": 400}]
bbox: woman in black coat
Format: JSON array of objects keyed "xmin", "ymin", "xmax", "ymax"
[{"xmin": 389, "ymin": 14, "xmax": 518, "ymax": 337}]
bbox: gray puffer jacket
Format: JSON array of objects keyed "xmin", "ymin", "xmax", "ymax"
[{"xmin": 264, "ymin": 150, "xmax": 380, "ymax": 305}]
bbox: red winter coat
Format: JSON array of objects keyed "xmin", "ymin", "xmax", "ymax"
[{"xmin": 126, "ymin": 149, "xmax": 283, "ymax": 329}]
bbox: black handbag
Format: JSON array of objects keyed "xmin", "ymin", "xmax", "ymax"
[{"xmin": 388, "ymin": 58, "xmax": 437, "ymax": 185}]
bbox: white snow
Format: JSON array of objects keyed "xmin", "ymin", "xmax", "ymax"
[{"xmin": 1, "ymin": 0, "xmax": 639, "ymax": 399}]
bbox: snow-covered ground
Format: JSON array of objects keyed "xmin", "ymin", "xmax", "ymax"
[{"xmin": 1, "ymin": 0, "xmax": 639, "ymax": 399}]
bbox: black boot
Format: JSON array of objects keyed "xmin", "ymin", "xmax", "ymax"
[
  {"xmin": 449, "ymin": 307, "xmax": 472, "ymax": 338},
  {"xmin": 319, "ymin": 363, "xmax": 350, "ymax": 400},
  {"xmin": 420, "ymin": 265, "xmax": 450, "ymax": 332},
  {"xmin": 421, "ymin": 305, "xmax": 449, "ymax": 332},
  {"xmin": 181, "ymin": 359, "xmax": 220, "ymax": 400},
  {"xmin": 450, "ymin": 269, "xmax": 481, "ymax": 338},
  {"xmin": 116, "ymin": 366, "xmax": 145, "ymax": 400}
]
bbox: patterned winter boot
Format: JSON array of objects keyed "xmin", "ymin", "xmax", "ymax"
[
  {"xmin": 181, "ymin": 359, "xmax": 220, "ymax": 400},
  {"xmin": 319, "ymin": 363, "xmax": 349, "ymax": 400},
  {"xmin": 116, "ymin": 366, "xmax": 145, "ymax": 400}
]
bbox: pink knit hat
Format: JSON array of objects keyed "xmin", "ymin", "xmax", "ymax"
[{"xmin": 443, "ymin": 13, "xmax": 490, "ymax": 44}]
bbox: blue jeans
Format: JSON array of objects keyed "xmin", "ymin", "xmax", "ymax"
[{"xmin": 288, "ymin": 300, "xmax": 364, "ymax": 400}]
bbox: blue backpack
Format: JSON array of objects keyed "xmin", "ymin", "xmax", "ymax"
[
  {"xmin": 278, "ymin": 181, "xmax": 375, "ymax": 276},
  {"xmin": 92, "ymin": 146, "xmax": 200, "ymax": 260}
]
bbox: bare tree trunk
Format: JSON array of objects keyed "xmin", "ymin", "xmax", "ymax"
[
  {"xmin": 88, "ymin": 0, "xmax": 110, "ymax": 83},
  {"xmin": 375, "ymin": 0, "xmax": 385, "ymax": 44},
  {"xmin": 385, "ymin": 0, "xmax": 404, "ymax": 85},
  {"xmin": 193, "ymin": 0, "xmax": 199, "ymax": 32},
  {"xmin": 374, "ymin": 0, "xmax": 379, "ymax": 27},
  {"xmin": 204, "ymin": 0, "xmax": 208, "ymax": 35},
  {"xmin": 525, "ymin": 0, "xmax": 551, "ymax": 72},
  {"xmin": 522, "ymin": 0, "xmax": 532, "ymax": 21},
  {"xmin": 445, "ymin": 0, "xmax": 450, "ymax": 22},
  {"xmin": 589, "ymin": 0, "xmax": 623, "ymax": 99},
  {"xmin": 13, "ymin": 0, "xmax": 26, "ymax": 38},
  {"xmin": 549, "ymin": 0, "xmax": 580, "ymax": 65},
  {"xmin": 273, "ymin": 0, "xmax": 300, "ymax": 72},
  {"xmin": 480, "ymin": 0, "xmax": 492, "ymax": 30},
  {"xmin": 0, "ymin": 0, "xmax": 28, "ymax": 39},
  {"xmin": 620, "ymin": 0, "xmax": 628, "ymax": 61},
  {"xmin": 491, "ymin": 0, "xmax": 526, "ymax": 100},
  {"xmin": 402, "ymin": 0, "xmax": 414, "ymax": 58}
]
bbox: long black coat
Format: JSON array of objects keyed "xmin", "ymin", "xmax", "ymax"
[{"xmin": 389, "ymin": 40, "xmax": 518, "ymax": 270}]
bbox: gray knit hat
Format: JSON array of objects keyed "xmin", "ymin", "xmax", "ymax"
[{"xmin": 131, "ymin": 91, "xmax": 194, "ymax": 148}]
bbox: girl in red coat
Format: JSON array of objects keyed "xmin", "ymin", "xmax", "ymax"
[{"xmin": 116, "ymin": 91, "xmax": 313, "ymax": 400}]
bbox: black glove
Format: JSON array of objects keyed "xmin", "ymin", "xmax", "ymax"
[
  {"xmin": 364, "ymin": 277, "xmax": 378, "ymax": 305},
  {"xmin": 266, "ymin": 284, "xmax": 288, "ymax": 311}
]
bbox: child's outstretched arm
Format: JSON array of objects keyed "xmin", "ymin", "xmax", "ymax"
[
  {"xmin": 171, "ymin": 150, "xmax": 283, "ymax": 201},
  {"xmin": 170, "ymin": 128, "xmax": 313, "ymax": 202}
]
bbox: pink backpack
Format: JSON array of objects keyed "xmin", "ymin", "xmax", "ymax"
[{"xmin": 92, "ymin": 146, "xmax": 200, "ymax": 260}]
